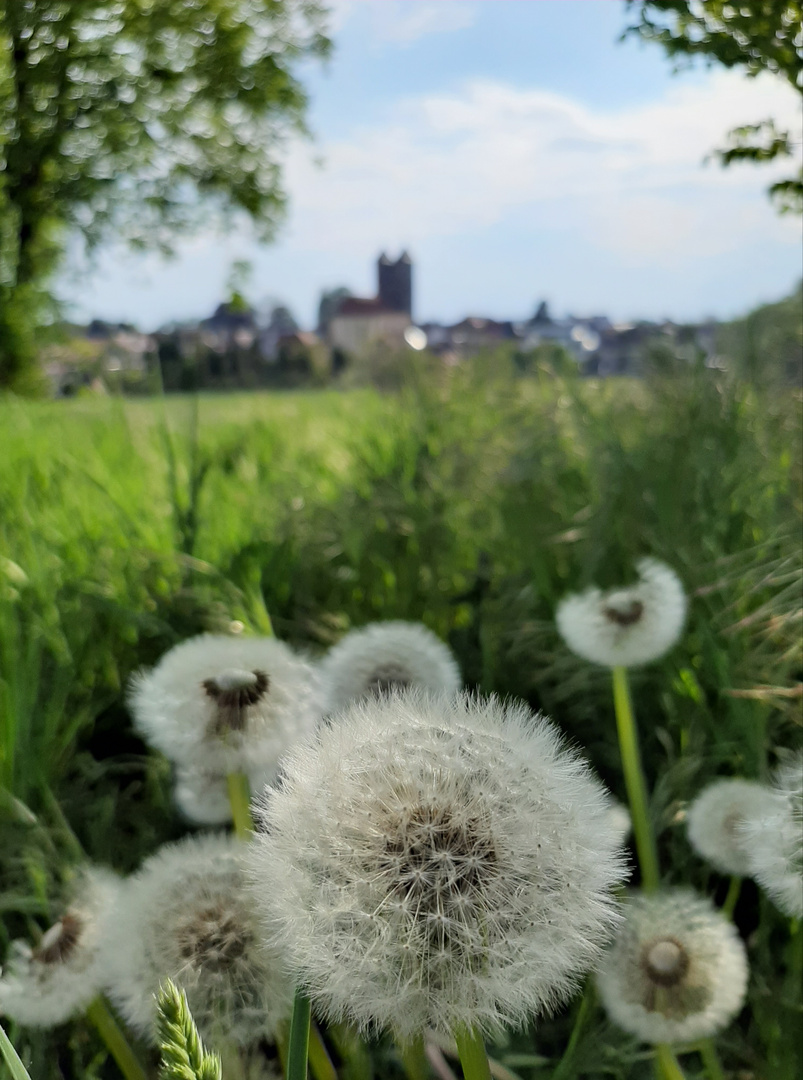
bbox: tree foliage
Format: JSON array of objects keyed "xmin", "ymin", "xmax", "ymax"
[
  {"xmin": 624, "ymin": 0, "xmax": 803, "ymax": 212},
  {"xmin": 0, "ymin": 0, "xmax": 330, "ymax": 390}
]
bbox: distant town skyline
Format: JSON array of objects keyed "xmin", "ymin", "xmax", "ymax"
[{"xmin": 58, "ymin": 1, "xmax": 802, "ymax": 332}]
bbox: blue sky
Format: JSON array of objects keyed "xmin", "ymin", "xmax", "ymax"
[{"xmin": 60, "ymin": 0, "xmax": 802, "ymax": 331}]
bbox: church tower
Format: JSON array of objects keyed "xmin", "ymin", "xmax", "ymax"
[{"xmin": 377, "ymin": 251, "xmax": 412, "ymax": 318}]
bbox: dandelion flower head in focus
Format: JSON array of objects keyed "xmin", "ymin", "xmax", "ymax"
[
  {"xmin": 0, "ymin": 867, "xmax": 120, "ymax": 1027},
  {"xmin": 597, "ymin": 889, "xmax": 748, "ymax": 1045},
  {"xmin": 320, "ymin": 621, "xmax": 461, "ymax": 713},
  {"xmin": 556, "ymin": 558, "xmax": 686, "ymax": 668},
  {"xmin": 248, "ymin": 689, "xmax": 625, "ymax": 1040},
  {"xmin": 739, "ymin": 752, "xmax": 803, "ymax": 918},
  {"xmin": 686, "ymin": 778, "xmax": 782, "ymax": 876},
  {"xmin": 128, "ymin": 633, "xmax": 326, "ymax": 774},
  {"xmin": 102, "ymin": 833, "xmax": 292, "ymax": 1045}
]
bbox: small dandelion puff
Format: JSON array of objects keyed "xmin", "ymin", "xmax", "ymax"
[
  {"xmin": 174, "ymin": 765, "xmax": 235, "ymax": 826},
  {"xmin": 0, "ymin": 868, "xmax": 120, "ymax": 1027},
  {"xmin": 173, "ymin": 764, "xmax": 275, "ymax": 827},
  {"xmin": 101, "ymin": 834, "xmax": 292, "ymax": 1046},
  {"xmin": 556, "ymin": 558, "xmax": 687, "ymax": 668},
  {"xmin": 128, "ymin": 634, "xmax": 326, "ymax": 774},
  {"xmin": 739, "ymin": 752, "xmax": 803, "ymax": 917},
  {"xmin": 686, "ymin": 778, "xmax": 781, "ymax": 876},
  {"xmin": 320, "ymin": 621, "xmax": 462, "ymax": 714},
  {"xmin": 247, "ymin": 689, "xmax": 626, "ymax": 1041},
  {"xmin": 597, "ymin": 889, "xmax": 748, "ymax": 1045}
]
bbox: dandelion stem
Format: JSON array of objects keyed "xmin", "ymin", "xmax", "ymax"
[
  {"xmin": 399, "ymin": 1036, "xmax": 429, "ymax": 1080},
  {"xmin": 287, "ymin": 989, "xmax": 311, "ymax": 1080},
  {"xmin": 226, "ymin": 771, "xmax": 254, "ymax": 838},
  {"xmin": 698, "ymin": 1039, "xmax": 726, "ymax": 1080},
  {"xmin": 454, "ymin": 1027, "xmax": 492, "ymax": 1080},
  {"xmin": 551, "ymin": 982, "xmax": 594, "ymax": 1080},
  {"xmin": 611, "ymin": 665, "xmax": 660, "ymax": 892},
  {"xmin": 309, "ymin": 1022, "xmax": 338, "ymax": 1080},
  {"xmin": 721, "ymin": 876, "xmax": 741, "ymax": 919},
  {"xmin": 85, "ymin": 995, "xmax": 149, "ymax": 1080},
  {"xmin": 654, "ymin": 1044, "xmax": 686, "ymax": 1080}
]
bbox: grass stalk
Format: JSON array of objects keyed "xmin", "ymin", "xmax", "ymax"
[
  {"xmin": 85, "ymin": 995, "xmax": 149, "ymax": 1080},
  {"xmin": 654, "ymin": 1044, "xmax": 686, "ymax": 1080},
  {"xmin": 399, "ymin": 1036, "xmax": 429, "ymax": 1080},
  {"xmin": 226, "ymin": 771, "xmax": 254, "ymax": 838},
  {"xmin": 551, "ymin": 982, "xmax": 593, "ymax": 1080},
  {"xmin": 157, "ymin": 978, "xmax": 221, "ymax": 1080},
  {"xmin": 328, "ymin": 1024, "xmax": 373, "ymax": 1080},
  {"xmin": 698, "ymin": 1040, "xmax": 726, "ymax": 1080},
  {"xmin": 454, "ymin": 1027, "xmax": 491, "ymax": 1080},
  {"xmin": 308, "ymin": 1023, "xmax": 338, "ymax": 1080},
  {"xmin": 611, "ymin": 665, "xmax": 660, "ymax": 892},
  {"xmin": 721, "ymin": 876, "xmax": 741, "ymax": 919},
  {"xmin": 287, "ymin": 989, "xmax": 312, "ymax": 1080},
  {"xmin": 0, "ymin": 1023, "xmax": 33, "ymax": 1080}
]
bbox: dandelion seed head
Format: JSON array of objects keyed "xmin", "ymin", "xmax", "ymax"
[
  {"xmin": 101, "ymin": 833, "xmax": 291, "ymax": 1045},
  {"xmin": 0, "ymin": 868, "xmax": 119, "ymax": 1027},
  {"xmin": 686, "ymin": 778, "xmax": 781, "ymax": 876},
  {"xmin": 128, "ymin": 634, "xmax": 325, "ymax": 773},
  {"xmin": 320, "ymin": 621, "xmax": 461, "ymax": 714},
  {"xmin": 597, "ymin": 890, "xmax": 747, "ymax": 1044},
  {"xmin": 739, "ymin": 752, "xmax": 803, "ymax": 917},
  {"xmin": 556, "ymin": 559, "xmax": 686, "ymax": 668},
  {"xmin": 247, "ymin": 689, "xmax": 625, "ymax": 1040}
]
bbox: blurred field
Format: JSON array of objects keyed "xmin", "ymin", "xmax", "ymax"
[{"xmin": 1, "ymin": 356, "xmax": 801, "ymax": 1079}]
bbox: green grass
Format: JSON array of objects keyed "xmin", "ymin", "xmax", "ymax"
[{"xmin": 1, "ymin": 357, "xmax": 801, "ymax": 1079}]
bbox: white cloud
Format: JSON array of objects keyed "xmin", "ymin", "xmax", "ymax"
[
  {"xmin": 325, "ymin": 1, "xmax": 478, "ymax": 45},
  {"xmin": 281, "ymin": 69, "xmax": 801, "ymax": 263},
  {"xmin": 369, "ymin": 1, "xmax": 478, "ymax": 45}
]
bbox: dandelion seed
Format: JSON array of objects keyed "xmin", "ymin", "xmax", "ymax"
[
  {"xmin": 101, "ymin": 834, "xmax": 291, "ymax": 1046},
  {"xmin": 597, "ymin": 889, "xmax": 747, "ymax": 1044},
  {"xmin": 320, "ymin": 621, "xmax": 461, "ymax": 714},
  {"xmin": 686, "ymin": 778, "xmax": 781, "ymax": 876},
  {"xmin": 128, "ymin": 634, "xmax": 326, "ymax": 774},
  {"xmin": 247, "ymin": 689, "xmax": 625, "ymax": 1041},
  {"xmin": 739, "ymin": 753, "xmax": 803, "ymax": 917},
  {"xmin": 556, "ymin": 559, "xmax": 686, "ymax": 668},
  {"xmin": 0, "ymin": 868, "xmax": 120, "ymax": 1027}
]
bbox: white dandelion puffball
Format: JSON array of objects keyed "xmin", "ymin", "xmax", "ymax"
[
  {"xmin": 597, "ymin": 889, "xmax": 747, "ymax": 1045},
  {"xmin": 129, "ymin": 633, "xmax": 326, "ymax": 774},
  {"xmin": 686, "ymin": 778, "xmax": 781, "ymax": 876},
  {"xmin": 0, "ymin": 868, "xmax": 119, "ymax": 1027},
  {"xmin": 101, "ymin": 834, "xmax": 291, "ymax": 1045},
  {"xmin": 556, "ymin": 558, "xmax": 687, "ymax": 668},
  {"xmin": 248, "ymin": 689, "xmax": 626, "ymax": 1040},
  {"xmin": 174, "ymin": 764, "xmax": 276, "ymax": 826},
  {"xmin": 174, "ymin": 765, "xmax": 235, "ymax": 825},
  {"xmin": 739, "ymin": 753, "xmax": 803, "ymax": 917},
  {"xmin": 320, "ymin": 620, "xmax": 461, "ymax": 713}
]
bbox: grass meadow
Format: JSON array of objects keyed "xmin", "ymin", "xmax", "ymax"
[{"xmin": 1, "ymin": 354, "xmax": 801, "ymax": 1080}]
